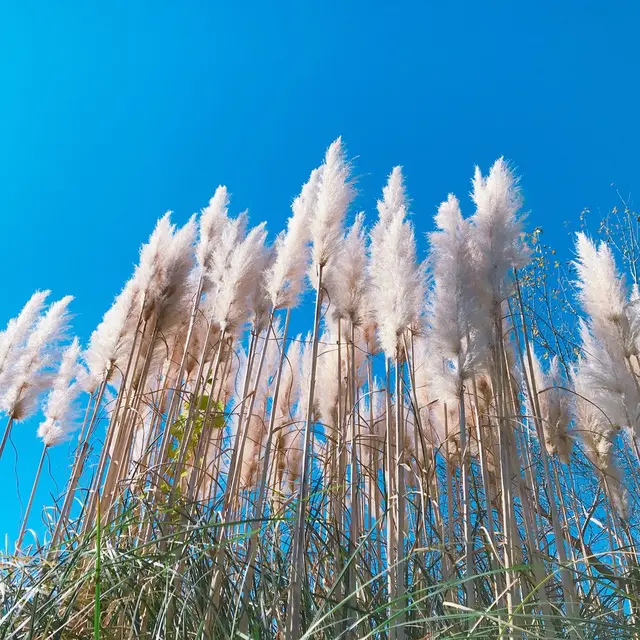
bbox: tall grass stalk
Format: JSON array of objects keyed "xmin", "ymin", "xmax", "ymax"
[
  {"xmin": 286, "ymin": 262, "xmax": 324, "ymax": 640},
  {"xmin": 2, "ymin": 144, "xmax": 640, "ymax": 639}
]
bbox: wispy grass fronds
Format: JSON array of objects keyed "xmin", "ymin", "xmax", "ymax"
[{"xmin": 1, "ymin": 140, "xmax": 639, "ymax": 640}]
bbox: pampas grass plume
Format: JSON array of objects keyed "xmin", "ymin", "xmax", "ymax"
[
  {"xmin": 0, "ymin": 290, "xmax": 50, "ymax": 384},
  {"xmin": 38, "ymin": 337, "xmax": 81, "ymax": 447},
  {"xmin": 310, "ymin": 137, "xmax": 355, "ymax": 269},
  {"xmin": 266, "ymin": 168, "xmax": 320, "ymax": 309}
]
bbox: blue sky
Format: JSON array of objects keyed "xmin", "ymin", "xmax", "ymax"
[{"xmin": 0, "ymin": 1, "xmax": 639, "ymax": 542}]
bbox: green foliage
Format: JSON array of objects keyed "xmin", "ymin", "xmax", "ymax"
[
  {"xmin": 168, "ymin": 394, "xmax": 225, "ymax": 467},
  {"xmin": 160, "ymin": 394, "xmax": 226, "ymax": 489}
]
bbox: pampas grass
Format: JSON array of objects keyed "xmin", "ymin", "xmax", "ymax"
[{"xmin": 2, "ymin": 140, "xmax": 640, "ymax": 640}]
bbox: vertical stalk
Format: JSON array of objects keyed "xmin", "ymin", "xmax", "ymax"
[
  {"xmin": 332, "ymin": 316, "xmax": 345, "ymax": 628},
  {"xmin": 187, "ymin": 348, "xmax": 234, "ymax": 504},
  {"xmin": 286, "ymin": 262, "xmax": 324, "ymax": 640},
  {"xmin": 147, "ymin": 279, "xmax": 206, "ymax": 498},
  {"xmin": 52, "ymin": 380, "xmax": 107, "ymax": 547},
  {"xmin": 442, "ymin": 401, "xmax": 457, "ymax": 599},
  {"xmin": 169, "ymin": 328, "xmax": 226, "ymax": 505},
  {"xmin": 458, "ymin": 386, "xmax": 475, "ymax": 611},
  {"xmin": 470, "ymin": 399, "xmax": 500, "ymax": 602},
  {"xmin": 513, "ymin": 274, "xmax": 580, "ymax": 635},
  {"xmin": 385, "ymin": 360, "xmax": 397, "ymax": 640},
  {"xmin": 367, "ymin": 356, "xmax": 383, "ymax": 581},
  {"xmin": 83, "ymin": 302, "xmax": 146, "ymax": 532},
  {"xmin": 16, "ymin": 445, "xmax": 48, "ymax": 550},
  {"xmin": 394, "ymin": 355, "xmax": 406, "ymax": 640},
  {"xmin": 0, "ymin": 417, "xmax": 15, "ymax": 464},
  {"xmin": 492, "ymin": 315, "xmax": 516, "ymax": 622},
  {"xmin": 225, "ymin": 319, "xmax": 274, "ymax": 510},
  {"xmin": 346, "ymin": 322, "xmax": 360, "ymax": 634},
  {"xmin": 235, "ymin": 309, "xmax": 291, "ymax": 635},
  {"xmin": 102, "ymin": 322, "xmax": 158, "ymax": 520}
]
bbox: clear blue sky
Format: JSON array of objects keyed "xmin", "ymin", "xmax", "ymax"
[{"xmin": 0, "ymin": 1, "xmax": 638, "ymax": 542}]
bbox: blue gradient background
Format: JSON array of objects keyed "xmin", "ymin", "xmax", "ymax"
[{"xmin": 0, "ymin": 1, "xmax": 639, "ymax": 543}]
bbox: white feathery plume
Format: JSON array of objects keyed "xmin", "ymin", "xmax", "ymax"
[
  {"xmin": 368, "ymin": 165, "xmax": 409, "ymax": 281},
  {"xmin": 0, "ymin": 290, "xmax": 50, "ymax": 386},
  {"xmin": 266, "ymin": 168, "xmax": 320, "ymax": 309},
  {"xmin": 197, "ymin": 186, "xmax": 230, "ymax": 279},
  {"xmin": 220, "ymin": 341, "xmax": 244, "ymax": 406},
  {"xmin": 315, "ymin": 335, "xmax": 341, "ymax": 439},
  {"xmin": 37, "ymin": 337, "xmax": 81, "ymax": 447},
  {"xmin": 369, "ymin": 166, "xmax": 426, "ymax": 359},
  {"xmin": 249, "ymin": 245, "xmax": 275, "ymax": 334},
  {"xmin": 572, "ymin": 367, "xmax": 628, "ymax": 519},
  {"xmin": 527, "ymin": 354, "xmax": 573, "ymax": 463},
  {"xmin": 574, "ymin": 232, "xmax": 640, "ymax": 357},
  {"xmin": 82, "ymin": 278, "xmax": 140, "ymax": 391},
  {"xmin": 127, "ymin": 236, "xmax": 196, "ymax": 396},
  {"xmin": 427, "ymin": 194, "xmax": 482, "ymax": 400},
  {"xmin": 574, "ymin": 233, "xmax": 626, "ymax": 326},
  {"xmin": 576, "ymin": 321, "xmax": 640, "ymax": 436},
  {"xmin": 572, "ymin": 230, "xmax": 640, "ymax": 496},
  {"xmin": 134, "ymin": 212, "xmax": 175, "ymax": 321},
  {"xmin": 309, "ymin": 138, "xmax": 355, "ymax": 269},
  {"xmin": 275, "ymin": 336, "xmax": 302, "ymax": 427},
  {"xmin": 412, "ymin": 336, "xmax": 447, "ymax": 452},
  {"xmin": 209, "ymin": 222, "xmax": 268, "ymax": 334},
  {"xmin": 154, "ymin": 216, "xmax": 197, "ymax": 330},
  {"xmin": 327, "ymin": 212, "xmax": 369, "ymax": 325},
  {"xmin": 541, "ymin": 356, "xmax": 573, "ymax": 463},
  {"xmin": 608, "ymin": 475, "xmax": 630, "ymax": 522},
  {"xmin": 425, "ymin": 354, "xmax": 459, "ymax": 407},
  {"xmin": 161, "ymin": 268, "xmax": 204, "ymax": 361},
  {"xmin": 376, "ymin": 166, "xmax": 406, "ymax": 229},
  {"xmin": 360, "ymin": 288, "xmax": 379, "ymax": 355},
  {"xmin": 629, "ymin": 283, "xmax": 640, "ymax": 357},
  {"xmin": 469, "ymin": 158, "xmax": 528, "ymax": 314},
  {"xmin": 2, "ymin": 296, "xmax": 74, "ymax": 421},
  {"xmin": 81, "ymin": 213, "xmax": 187, "ymax": 390},
  {"xmin": 207, "ymin": 212, "xmax": 249, "ymax": 298}
]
